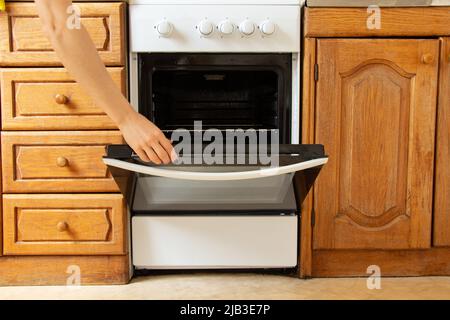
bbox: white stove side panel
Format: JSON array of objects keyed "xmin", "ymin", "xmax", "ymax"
[
  {"xmin": 129, "ymin": 5, "xmax": 300, "ymax": 52},
  {"xmin": 132, "ymin": 215, "xmax": 298, "ymax": 269}
]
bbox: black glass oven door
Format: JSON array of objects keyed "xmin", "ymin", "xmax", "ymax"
[{"xmin": 103, "ymin": 144, "xmax": 327, "ymax": 214}]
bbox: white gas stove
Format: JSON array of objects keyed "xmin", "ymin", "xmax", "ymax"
[{"xmin": 114, "ymin": 0, "xmax": 327, "ymax": 271}]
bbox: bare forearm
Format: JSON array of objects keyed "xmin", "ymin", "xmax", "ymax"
[
  {"xmin": 35, "ymin": 0, "xmax": 132, "ymax": 125},
  {"xmin": 34, "ymin": 0, "xmax": 174, "ymax": 164}
]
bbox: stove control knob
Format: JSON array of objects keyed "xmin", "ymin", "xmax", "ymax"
[
  {"xmin": 218, "ymin": 20, "xmax": 234, "ymax": 36},
  {"xmin": 260, "ymin": 20, "xmax": 276, "ymax": 36},
  {"xmin": 239, "ymin": 20, "xmax": 255, "ymax": 36},
  {"xmin": 198, "ymin": 19, "xmax": 214, "ymax": 36},
  {"xmin": 156, "ymin": 20, "xmax": 173, "ymax": 37}
]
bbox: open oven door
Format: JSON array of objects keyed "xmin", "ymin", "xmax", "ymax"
[{"xmin": 103, "ymin": 144, "xmax": 327, "ymax": 269}]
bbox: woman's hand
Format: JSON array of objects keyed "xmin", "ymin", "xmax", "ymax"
[{"xmin": 119, "ymin": 111, "xmax": 176, "ymax": 164}]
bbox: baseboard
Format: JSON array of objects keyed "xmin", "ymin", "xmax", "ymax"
[
  {"xmin": 0, "ymin": 255, "xmax": 130, "ymax": 286},
  {"xmin": 312, "ymin": 248, "xmax": 450, "ymax": 277}
]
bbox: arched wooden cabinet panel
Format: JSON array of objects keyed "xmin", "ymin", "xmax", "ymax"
[{"xmin": 313, "ymin": 39, "xmax": 439, "ymax": 250}]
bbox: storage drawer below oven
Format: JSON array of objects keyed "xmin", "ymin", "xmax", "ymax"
[{"xmin": 132, "ymin": 215, "xmax": 298, "ymax": 269}]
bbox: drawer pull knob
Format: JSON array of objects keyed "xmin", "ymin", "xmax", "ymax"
[
  {"xmin": 55, "ymin": 94, "xmax": 69, "ymax": 105},
  {"xmin": 422, "ymin": 54, "xmax": 434, "ymax": 64},
  {"xmin": 57, "ymin": 221, "xmax": 69, "ymax": 232},
  {"xmin": 56, "ymin": 156, "xmax": 69, "ymax": 167}
]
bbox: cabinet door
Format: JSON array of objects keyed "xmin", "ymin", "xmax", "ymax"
[
  {"xmin": 314, "ymin": 39, "xmax": 439, "ymax": 249},
  {"xmin": 434, "ymin": 38, "xmax": 450, "ymax": 247}
]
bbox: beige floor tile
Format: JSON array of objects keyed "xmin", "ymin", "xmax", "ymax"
[{"xmin": 1, "ymin": 273, "xmax": 450, "ymax": 300}]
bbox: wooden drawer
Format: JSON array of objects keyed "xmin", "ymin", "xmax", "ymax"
[
  {"xmin": 0, "ymin": 3, "xmax": 125, "ymax": 66},
  {"xmin": 1, "ymin": 131, "xmax": 123, "ymax": 193},
  {"xmin": 3, "ymin": 194, "xmax": 126, "ymax": 255},
  {"xmin": 0, "ymin": 68, "xmax": 124, "ymax": 130}
]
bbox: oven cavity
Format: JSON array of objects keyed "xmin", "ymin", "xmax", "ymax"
[{"xmin": 138, "ymin": 53, "xmax": 292, "ymax": 143}]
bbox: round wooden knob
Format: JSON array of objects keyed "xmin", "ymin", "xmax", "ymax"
[
  {"xmin": 422, "ymin": 54, "xmax": 434, "ymax": 64},
  {"xmin": 56, "ymin": 156, "xmax": 69, "ymax": 167},
  {"xmin": 57, "ymin": 221, "xmax": 68, "ymax": 232},
  {"xmin": 55, "ymin": 94, "xmax": 69, "ymax": 105}
]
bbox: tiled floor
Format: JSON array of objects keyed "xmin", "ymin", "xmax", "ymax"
[{"xmin": 1, "ymin": 272, "xmax": 450, "ymax": 299}]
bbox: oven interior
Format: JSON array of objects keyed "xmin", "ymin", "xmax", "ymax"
[{"xmin": 138, "ymin": 53, "xmax": 292, "ymax": 143}]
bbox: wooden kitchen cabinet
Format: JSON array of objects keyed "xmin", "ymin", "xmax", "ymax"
[
  {"xmin": 0, "ymin": 68, "xmax": 124, "ymax": 130},
  {"xmin": 0, "ymin": 2, "xmax": 125, "ymax": 66},
  {"xmin": 434, "ymin": 37, "xmax": 450, "ymax": 247},
  {"xmin": 313, "ymin": 39, "xmax": 439, "ymax": 250},
  {"xmin": 1, "ymin": 131, "xmax": 123, "ymax": 193},
  {"xmin": 0, "ymin": 1, "xmax": 130, "ymax": 286},
  {"xmin": 302, "ymin": 7, "xmax": 450, "ymax": 278}
]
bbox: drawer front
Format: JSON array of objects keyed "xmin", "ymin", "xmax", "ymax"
[
  {"xmin": 1, "ymin": 68, "xmax": 124, "ymax": 130},
  {"xmin": 0, "ymin": 3, "xmax": 125, "ymax": 66},
  {"xmin": 3, "ymin": 194, "xmax": 126, "ymax": 255},
  {"xmin": 1, "ymin": 131, "xmax": 123, "ymax": 193}
]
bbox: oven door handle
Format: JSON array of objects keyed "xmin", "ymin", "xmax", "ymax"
[{"xmin": 103, "ymin": 157, "xmax": 328, "ymax": 181}]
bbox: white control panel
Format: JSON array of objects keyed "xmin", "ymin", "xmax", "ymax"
[{"xmin": 129, "ymin": 5, "xmax": 301, "ymax": 52}]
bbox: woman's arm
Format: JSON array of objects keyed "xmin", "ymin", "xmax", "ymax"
[{"xmin": 34, "ymin": 0, "xmax": 174, "ymax": 164}]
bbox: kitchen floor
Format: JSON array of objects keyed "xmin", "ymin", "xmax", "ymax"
[{"xmin": 0, "ymin": 272, "xmax": 450, "ymax": 299}]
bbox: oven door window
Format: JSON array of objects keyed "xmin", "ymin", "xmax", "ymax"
[{"xmin": 103, "ymin": 144, "xmax": 327, "ymax": 214}]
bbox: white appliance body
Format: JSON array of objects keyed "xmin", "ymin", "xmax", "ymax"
[{"xmin": 128, "ymin": 0, "xmax": 305, "ymax": 269}]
